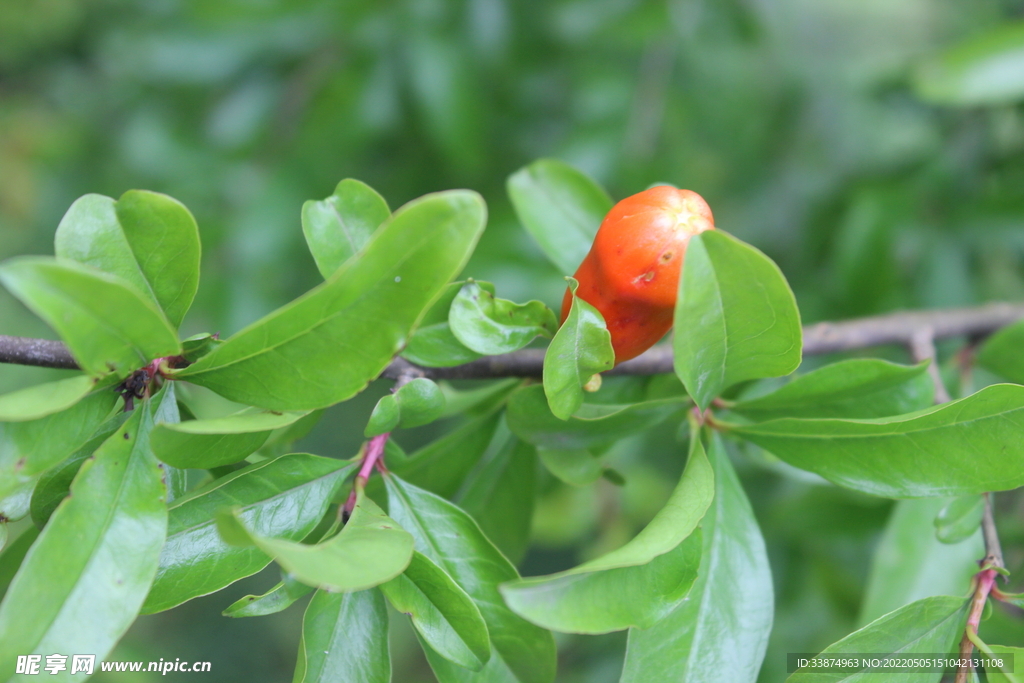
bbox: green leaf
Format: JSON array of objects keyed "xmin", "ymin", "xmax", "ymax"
[
  {"xmin": 537, "ymin": 447, "xmax": 603, "ymax": 486},
  {"xmin": 985, "ymin": 644, "xmax": 1024, "ymax": 683},
  {"xmin": 401, "ymin": 282, "xmax": 486, "ymax": 368},
  {"xmin": 30, "ymin": 412, "xmax": 129, "ymax": 527},
  {"xmin": 978, "ymin": 320, "xmax": 1024, "ymax": 384},
  {"xmin": 217, "ymin": 484, "xmax": 413, "ymax": 592},
  {"xmin": 421, "ymin": 642, "xmax": 521, "ymax": 683},
  {"xmin": 150, "ymin": 408, "xmax": 309, "ymax": 469},
  {"xmin": 385, "ymin": 476, "xmax": 557, "ymax": 683},
  {"xmin": 673, "ymin": 230, "xmax": 802, "ymax": 410},
  {"xmin": 0, "ymin": 390, "xmax": 167, "ymax": 675},
  {"xmin": 997, "ymin": 591, "xmax": 1024, "ymax": 609},
  {"xmin": 0, "ymin": 256, "xmax": 181, "ymax": 378},
  {"xmin": 0, "ymin": 479, "xmax": 33, "ymax": 523},
  {"xmin": 459, "ymin": 436, "xmax": 537, "ymax": 565},
  {"xmin": 142, "ymin": 453, "xmax": 354, "ymax": 613},
  {"xmin": 727, "ymin": 383, "xmax": 1024, "ymax": 497},
  {"xmin": 293, "ymin": 588, "xmax": 390, "ymax": 683},
  {"xmin": 914, "ymin": 22, "xmax": 1024, "ymax": 107},
  {"xmin": 365, "ymin": 378, "xmax": 446, "ymax": 437},
  {"xmin": 787, "ymin": 595, "xmax": 970, "ymax": 682},
  {"xmin": 381, "ymin": 550, "xmax": 491, "ymax": 671},
  {"xmin": 507, "ymin": 158, "xmax": 613, "ymax": 274},
  {"xmin": 0, "ymin": 386, "xmax": 119, "ymax": 501},
  {"xmin": 543, "ymin": 277, "xmax": 614, "ymax": 420},
  {"xmin": 934, "ymin": 495, "xmax": 985, "ymax": 544},
  {"xmin": 302, "ymin": 178, "xmax": 390, "ymax": 279},
  {"xmin": 506, "ymin": 384, "xmax": 685, "ymax": 450},
  {"xmin": 449, "ymin": 281, "xmax": 558, "ymax": 355},
  {"xmin": 0, "ymin": 527, "xmax": 39, "ymax": 601},
  {"xmin": 731, "ymin": 359, "xmax": 934, "ymax": 421},
  {"xmin": 621, "ymin": 432, "xmax": 773, "ymax": 682},
  {"xmin": 175, "ymin": 190, "xmax": 487, "ymax": 411},
  {"xmin": 0, "ymin": 375, "xmax": 98, "ymax": 422},
  {"xmin": 389, "ymin": 411, "xmax": 502, "ymax": 498},
  {"xmin": 54, "ymin": 191, "xmax": 201, "ymax": 328},
  {"xmin": 181, "ymin": 332, "xmax": 223, "ymax": 363},
  {"xmin": 223, "ymin": 576, "xmax": 314, "ymax": 618},
  {"xmin": 860, "ymin": 498, "xmax": 982, "ymax": 626},
  {"xmin": 500, "ymin": 433, "xmax": 712, "ymax": 634}
]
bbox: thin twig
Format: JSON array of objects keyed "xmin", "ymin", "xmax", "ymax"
[{"xmin": 5, "ymin": 303, "xmax": 1024, "ymax": 378}]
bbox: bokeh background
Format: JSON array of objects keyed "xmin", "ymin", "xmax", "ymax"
[{"xmin": 3, "ymin": 0, "xmax": 1024, "ymax": 681}]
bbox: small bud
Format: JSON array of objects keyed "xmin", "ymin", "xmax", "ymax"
[{"xmin": 583, "ymin": 373, "xmax": 602, "ymax": 393}]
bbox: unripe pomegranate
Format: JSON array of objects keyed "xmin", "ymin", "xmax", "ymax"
[{"xmin": 560, "ymin": 186, "xmax": 715, "ymax": 363}]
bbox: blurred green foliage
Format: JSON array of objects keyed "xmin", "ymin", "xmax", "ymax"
[{"xmin": 3, "ymin": 0, "xmax": 1024, "ymax": 681}]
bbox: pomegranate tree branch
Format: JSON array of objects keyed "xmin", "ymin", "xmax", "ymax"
[{"xmin": 3, "ymin": 302, "xmax": 1024, "ymax": 378}]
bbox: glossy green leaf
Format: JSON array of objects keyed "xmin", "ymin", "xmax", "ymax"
[
  {"xmin": 506, "ymin": 384, "xmax": 685, "ymax": 450},
  {"xmin": 0, "ymin": 386, "xmax": 119, "ymax": 501},
  {"xmin": 181, "ymin": 332, "xmax": 223, "ymax": 363},
  {"xmin": 543, "ymin": 277, "xmax": 614, "ymax": 420},
  {"xmin": 459, "ymin": 436, "xmax": 536, "ymax": 564},
  {"xmin": 223, "ymin": 575, "xmax": 314, "ymax": 618},
  {"xmin": 985, "ymin": 644, "xmax": 1024, "ymax": 683},
  {"xmin": 860, "ymin": 498, "xmax": 981, "ymax": 626},
  {"xmin": 0, "ymin": 527, "xmax": 39, "ymax": 601},
  {"xmin": 507, "ymin": 158, "xmax": 613, "ymax": 274},
  {"xmin": 449, "ymin": 281, "xmax": 558, "ymax": 355},
  {"xmin": 217, "ymin": 483, "xmax": 413, "ymax": 592},
  {"xmin": 674, "ymin": 230, "xmax": 802, "ymax": 410},
  {"xmin": 422, "ymin": 641, "xmax": 521, "ymax": 683},
  {"xmin": 150, "ymin": 408, "xmax": 309, "ymax": 469},
  {"xmin": 175, "ymin": 190, "xmax": 486, "ymax": 411},
  {"xmin": 389, "ymin": 411, "xmax": 502, "ymax": 498},
  {"xmin": 381, "ymin": 550, "xmax": 491, "ymax": 671},
  {"xmin": 501, "ymin": 434, "xmax": 712, "ymax": 634},
  {"xmin": 302, "ymin": 178, "xmax": 390, "ymax": 279},
  {"xmin": 537, "ymin": 447, "xmax": 603, "ymax": 486},
  {"xmin": 0, "ymin": 477, "xmax": 35, "ymax": 522},
  {"xmin": 934, "ymin": 495, "xmax": 985, "ymax": 544},
  {"xmin": 366, "ymin": 395, "xmax": 401, "ymax": 436},
  {"xmin": 728, "ymin": 383, "xmax": 1024, "ymax": 497},
  {"xmin": 978, "ymin": 320, "xmax": 1024, "ymax": 384},
  {"xmin": 621, "ymin": 432, "xmax": 773, "ymax": 682},
  {"xmin": 787, "ymin": 595, "xmax": 970, "ymax": 682},
  {"xmin": 0, "ymin": 257, "xmax": 181, "ymax": 378},
  {"xmin": 0, "ymin": 391, "xmax": 167, "ymax": 676},
  {"xmin": 731, "ymin": 359, "xmax": 933, "ymax": 421},
  {"xmin": 401, "ymin": 281, "xmax": 488, "ymax": 368},
  {"xmin": 385, "ymin": 476, "xmax": 557, "ymax": 683},
  {"xmin": 30, "ymin": 412, "xmax": 129, "ymax": 527},
  {"xmin": 142, "ymin": 454, "xmax": 354, "ymax": 613},
  {"xmin": 996, "ymin": 590, "xmax": 1024, "ymax": 609},
  {"xmin": 55, "ymin": 190, "xmax": 201, "ymax": 328},
  {"xmin": 0, "ymin": 375, "xmax": 98, "ymax": 422},
  {"xmin": 293, "ymin": 588, "xmax": 390, "ymax": 683},
  {"xmin": 366, "ymin": 378, "xmax": 446, "ymax": 437},
  {"xmin": 914, "ymin": 22, "xmax": 1024, "ymax": 106}
]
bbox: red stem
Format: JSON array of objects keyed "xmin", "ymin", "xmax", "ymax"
[
  {"xmin": 955, "ymin": 567, "xmax": 998, "ymax": 683},
  {"xmin": 342, "ymin": 433, "xmax": 389, "ymax": 518}
]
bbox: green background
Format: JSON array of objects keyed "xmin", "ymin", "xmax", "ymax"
[{"xmin": 2, "ymin": 0, "xmax": 1024, "ymax": 680}]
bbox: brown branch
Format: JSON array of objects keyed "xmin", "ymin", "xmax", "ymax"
[
  {"xmin": 4, "ymin": 302, "xmax": 1024, "ymax": 378},
  {"xmin": 0, "ymin": 335, "xmax": 78, "ymax": 370}
]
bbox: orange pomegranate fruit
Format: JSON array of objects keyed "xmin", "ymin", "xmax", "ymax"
[{"xmin": 560, "ymin": 186, "xmax": 715, "ymax": 363}]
